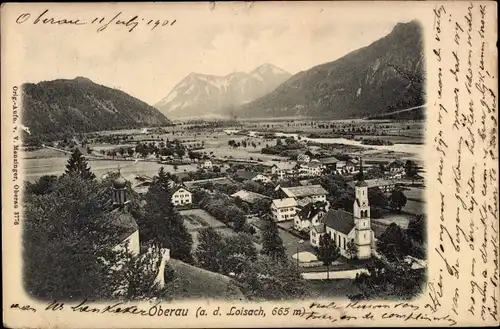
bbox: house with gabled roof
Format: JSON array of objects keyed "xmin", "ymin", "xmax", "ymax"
[
  {"xmin": 172, "ymin": 184, "xmax": 192, "ymax": 206},
  {"xmin": 234, "ymin": 170, "xmax": 272, "ymax": 184},
  {"xmin": 388, "ymin": 159, "xmax": 405, "ymax": 173},
  {"xmin": 294, "ymin": 201, "xmax": 329, "ymax": 232},
  {"xmin": 278, "ymin": 185, "xmax": 328, "ymax": 203},
  {"xmin": 271, "ymin": 161, "xmax": 297, "ymax": 180},
  {"xmin": 298, "ymin": 160, "xmax": 325, "ymax": 177},
  {"xmin": 231, "ymin": 189, "xmax": 270, "ymax": 205},
  {"xmin": 271, "ymin": 197, "xmax": 298, "ymax": 222}
]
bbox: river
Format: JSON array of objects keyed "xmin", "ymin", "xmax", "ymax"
[{"xmin": 273, "ymin": 132, "xmax": 424, "ymax": 155}]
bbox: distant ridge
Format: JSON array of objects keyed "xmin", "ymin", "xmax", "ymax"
[
  {"xmin": 22, "ymin": 77, "xmax": 172, "ymax": 142},
  {"xmin": 236, "ymin": 20, "xmax": 425, "ymax": 119}
]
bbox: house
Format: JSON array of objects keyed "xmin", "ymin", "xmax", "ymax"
[
  {"xmin": 309, "ymin": 174, "xmax": 374, "ymax": 260},
  {"xmin": 124, "ymin": 174, "xmax": 153, "ymax": 195},
  {"xmin": 234, "ymin": 170, "xmax": 272, "ymax": 184},
  {"xmin": 294, "ymin": 201, "xmax": 329, "ymax": 232},
  {"xmin": 184, "ymin": 177, "xmax": 235, "ymax": 189},
  {"xmin": 278, "ymin": 185, "xmax": 328, "ymax": 203},
  {"xmin": 388, "ymin": 160, "xmax": 405, "ymax": 173},
  {"xmin": 345, "ymin": 158, "xmax": 359, "ymax": 174},
  {"xmin": 202, "ymin": 160, "xmax": 213, "ymax": 169},
  {"xmin": 319, "ymin": 157, "xmax": 345, "ymax": 172},
  {"xmin": 271, "ymin": 198, "xmax": 298, "ymax": 222},
  {"xmin": 271, "ymin": 161, "xmax": 297, "ymax": 180},
  {"xmin": 297, "ymin": 153, "xmax": 311, "ymax": 164},
  {"xmin": 347, "ymin": 178, "xmax": 400, "ymax": 193},
  {"xmin": 231, "ymin": 190, "xmax": 270, "ymax": 205},
  {"xmin": 172, "ymin": 185, "xmax": 192, "ymax": 206},
  {"xmin": 298, "ymin": 160, "xmax": 325, "ymax": 177}
]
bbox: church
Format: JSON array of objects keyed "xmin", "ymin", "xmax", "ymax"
[
  {"xmin": 107, "ymin": 175, "xmax": 170, "ymax": 288},
  {"xmin": 309, "ymin": 167, "xmax": 374, "ymax": 260}
]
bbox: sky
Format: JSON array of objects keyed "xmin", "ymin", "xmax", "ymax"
[{"xmin": 13, "ymin": 2, "xmax": 423, "ymax": 105}]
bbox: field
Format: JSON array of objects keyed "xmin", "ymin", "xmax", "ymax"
[
  {"xmin": 179, "ymin": 208, "xmax": 261, "ymax": 251},
  {"xmin": 180, "ymin": 208, "xmax": 228, "ymax": 231},
  {"xmin": 23, "ymin": 156, "xmax": 198, "ymax": 183}
]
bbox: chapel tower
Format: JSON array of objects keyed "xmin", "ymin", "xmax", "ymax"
[{"xmin": 112, "ymin": 172, "xmax": 130, "ymax": 209}]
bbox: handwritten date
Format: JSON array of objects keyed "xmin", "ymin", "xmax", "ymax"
[{"xmin": 16, "ymin": 9, "xmax": 176, "ymax": 32}]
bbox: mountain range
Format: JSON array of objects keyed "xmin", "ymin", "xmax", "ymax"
[
  {"xmin": 236, "ymin": 20, "xmax": 425, "ymax": 119},
  {"xmin": 22, "ymin": 77, "xmax": 171, "ymax": 141},
  {"xmin": 154, "ymin": 63, "xmax": 292, "ymax": 119}
]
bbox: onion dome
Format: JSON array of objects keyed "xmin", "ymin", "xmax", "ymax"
[{"xmin": 113, "ymin": 176, "xmax": 127, "ymax": 189}]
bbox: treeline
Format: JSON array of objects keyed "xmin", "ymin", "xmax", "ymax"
[
  {"xmin": 261, "ymin": 137, "xmax": 304, "ymax": 155},
  {"xmin": 194, "ymin": 224, "xmax": 307, "ymax": 300}
]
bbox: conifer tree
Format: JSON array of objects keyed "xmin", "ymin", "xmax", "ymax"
[
  {"xmin": 141, "ymin": 167, "xmax": 193, "ymax": 263},
  {"xmin": 260, "ymin": 216, "xmax": 287, "ymax": 261},
  {"xmin": 64, "ymin": 148, "xmax": 96, "ymax": 180}
]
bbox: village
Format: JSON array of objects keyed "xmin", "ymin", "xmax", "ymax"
[
  {"xmin": 47, "ymin": 123, "xmax": 426, "ymax": 292},
  {"xmin": 23, "ymin": 120, "xmax": 427, "ymax": 300}
]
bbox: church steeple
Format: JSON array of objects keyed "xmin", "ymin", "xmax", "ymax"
[
  {"xmin": 352, "ymin": 157, "xmax": 372, "ymax": 259},
  {"xmin": 355, "ymin": 157, "xmax": 367, "ymax": 187}
]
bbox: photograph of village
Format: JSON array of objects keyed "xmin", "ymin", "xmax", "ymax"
[{"xmin": 21, "ymin": 12, "xmax": 426, "ymax": 302}]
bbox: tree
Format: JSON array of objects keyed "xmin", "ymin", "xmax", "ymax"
[
  {"xmin": 140, "ymin": 167, "xmax": 193, "ymax": 263},
  {"xmin": 24, "ymin": 175, "xmax": 58, "ymax": 197},
  {"xmin": 127, "ymin": 147, "xmax": 135, "ymax": 157},
  {"xmin": 351, "ymin": 256, "xmax": 425, "ymax": 300},
  {"xmin": 405, "ymin": 160, "xmax": 418, "ymax": 182},
  {"xmin": 260, "ymin": 217, "xmax": 287, "ymax": 261},
  {"xmin": 194, "ymin": 227, "xmax": 224, "ymax": 273},
  {"xmin": 105, "ymin": 242, "xmax": 171, "ymax": 300},
  {"xmin": 317, "ymin": 234, "xmax": 340, "ymax": 279},
  {"xmin": 226, "ymin": 207, "xmax": 247, "ymax": 231},
  {"xmin": 23, "ymin": 175, "xmax": 163, "ymax": 301},
  {"xmin": 376, "ymin": 223, "xmax": 410, "ymax": 261},
  {"xmin": 64, "ymin": 148, "xmax": 96, "ymax": 180},
  {"xmin": 390, "ymin": 189, "xmax": 407, "ymax": 211},
  {"xmin": 346, "ymin": 240, "xmax": 358, "ymax": 260},
  {"xmin": 407, "ymin": 214, "xmax": 426, "ymax": 244},
  {"xmin": 251, "ymin": 198, "xmax": 272, "ymax": 215},
  {"xmin": 219, "ymin": 233, "xmax": 257, "ymax": 276},
  {"xmin": 239, "ymin": 256, "xmax": 308, "ymax": 300},
  {"xmin": 368, "ymin": 187, "xmax": 388, "ymax": 208},
  {"xmin": 276, "ymin": 138, "xmax": 282, "ymax": 146},
  {"xmin": 176, "ymin": 148, "xmax": 186, "ymax": 158}
]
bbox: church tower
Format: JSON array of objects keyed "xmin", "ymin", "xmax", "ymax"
[{"xmin": 353, "ymin": 159, "xmax": 372, "ymax": 259}]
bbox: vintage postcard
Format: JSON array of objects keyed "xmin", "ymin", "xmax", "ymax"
[{"xmin": 1, "ymin": 1, "xmax": 498, "ymax": 328}]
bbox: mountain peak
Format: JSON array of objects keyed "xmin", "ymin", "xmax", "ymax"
[
  {"xmin": 73, "ymin": 76, "xmax": 94, "ymax": 84},
  {"xmin": 252, "ymin": 63, "xmax": 288, "ymax": 75},
  {"xmin": 155, "ymin": 63, "xmax": 292, "ymax": 118}
]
